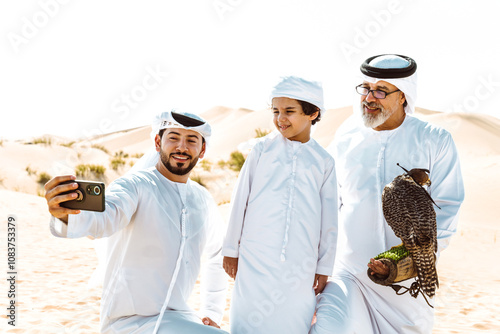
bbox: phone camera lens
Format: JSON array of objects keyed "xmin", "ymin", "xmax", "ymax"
[{"xmin": 93, "ymin": 186, "xmax": 101, "ymax": 195}]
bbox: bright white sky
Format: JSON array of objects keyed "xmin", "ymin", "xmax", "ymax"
[{"xmin": 1, "ymin": 0, "xmax": 499, "ymax": 140}]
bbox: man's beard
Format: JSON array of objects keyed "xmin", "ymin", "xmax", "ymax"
[
  {"xmin": 360, "ymin": 101, "xmax": 395, "ymax": 128},
  {"xmin": 160, "ymin": 151, "xmax": 199, "ymax": 176}
]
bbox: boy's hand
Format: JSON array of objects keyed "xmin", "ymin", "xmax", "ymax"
[
  {"xmin": 201, "ymin": 317, "xmax": 220, "ymax": 328},
  {"xmin": 223, "ymin": 256, "xmax": 238, "ymax": 279},
  {"xmin": 313, "ymin": 274, "xmax": 328, "ymax": 295}
]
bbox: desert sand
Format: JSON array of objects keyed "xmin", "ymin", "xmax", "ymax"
[{"xmin": 0, "ymin": 106, "xmax": 499, "ymax": 333}]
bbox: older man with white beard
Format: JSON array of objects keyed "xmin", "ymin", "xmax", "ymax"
[{"xmin": 309, "ymin": 54, "xmax": 464, "ymax": 334}]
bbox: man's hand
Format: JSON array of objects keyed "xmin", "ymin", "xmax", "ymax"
[
  {"xmin": 201, "ymin": 317, "xmax": 220, "ymax": 328},
  {"xmin": 44, "ymin": 175, "xmax": 82, "ymax": 224},
  {"xmin": 222, "ymin": 256, "xmax": 238, "ymax": 279},
  {"xmin": 313, "ymin": 274, "xmax": 328, "ymax": 295},
  {"xmin": 368, "ymin": 258, "xmax": 389, "ymax": 277}
]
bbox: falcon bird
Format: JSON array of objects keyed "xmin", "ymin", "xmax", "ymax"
[{"xmin": 382, "ymin": 164, "xmax": 440, "ymax": 298}]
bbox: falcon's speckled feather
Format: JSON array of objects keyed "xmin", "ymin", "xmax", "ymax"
[{"xmin": 382, "ymin": 164, "xmax": 439, "ymax": 298}]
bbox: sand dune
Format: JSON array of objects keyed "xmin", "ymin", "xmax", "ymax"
[
  {"xmin": 0, "ymin": 106, "xmax": 499, "ymax": 333},
  {"xmin": 418, "ymin": 111, "xmax": 500, "ymax": 156},
  {"xmin": 93, "ymin": 126, "xmax": 152, "ymax": 156}
]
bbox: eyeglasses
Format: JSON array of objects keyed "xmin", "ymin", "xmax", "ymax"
[{"xmin": 356, "ymin": 85, "xmax": 400, "ymax": 99}]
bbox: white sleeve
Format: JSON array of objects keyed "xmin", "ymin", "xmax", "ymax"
[
  {"xmin": 430, "ymin": 132, "xmax": 465, "ymax": 254},
  {"xmin": 199, "ymin": 195, "xmax": 229, "ymax": 324},
  {"xmin": 327, "ymin": 138, "xmax": 343, "ymax": 212},
  {"xmin": 221, "ymin": 144, "xmax": 260, "ymax": 258},
  {"xmin": 49, "ymin": 177, "xmax": 140, "ymax": 239},
  {"xmin": 316, "ymin": 158, "xmax": 339, "ymax": 276},
  {"xmin": 49, "ymin": 216, "xmax": 69, "ymax": 237}
]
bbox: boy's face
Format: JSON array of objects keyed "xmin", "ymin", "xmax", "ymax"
[{"xmin": 272, "ymin": 97, "xmax": 317, "ymax": 143}]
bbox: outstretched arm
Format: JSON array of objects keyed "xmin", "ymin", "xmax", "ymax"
[{"xmin": 47, "ymin": 175, "xmax": 139, "ymax": 239}]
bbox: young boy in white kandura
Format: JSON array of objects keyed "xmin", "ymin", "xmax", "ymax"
[{"xmin": 222, "ymin": 76, "xmax": 338, "ymax": 334}]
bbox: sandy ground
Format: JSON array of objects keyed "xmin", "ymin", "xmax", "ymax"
[{"xmin": 0, "ymin": 106, "xmax": 499, "ymax": 333}]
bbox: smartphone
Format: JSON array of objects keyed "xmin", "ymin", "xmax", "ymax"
[{"xmin": 60, "ymin": 180, "xmax": 105, "ymax": 212}]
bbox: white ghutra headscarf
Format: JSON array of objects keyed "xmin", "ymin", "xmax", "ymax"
[
  {"xmin": 129, "ymin": 109, "xmax": 212, "ymax": 174},
  {"xmin": 269, "ymin": 75, "xmax": 325, "ymax": 113},
  {"xmin": 360, "ymin": 54, "xmax": 418, "ymax": 114}
]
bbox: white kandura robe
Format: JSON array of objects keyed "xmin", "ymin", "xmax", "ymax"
[
  {"xmin": 310, "ymin": 114, "xmax": 465, "ymax": 334},
  {"xmin": 50, "ymin": 167, "xmax": 228, "ymax": 334},
  {"xmin": 223, "ymin": 132, "xmax": 338, "ymax": 334}
]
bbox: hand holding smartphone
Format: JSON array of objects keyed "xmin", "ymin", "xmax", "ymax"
[{"xmin": 60, "ymin": 180, "xmax": 105, "ymax": 212}]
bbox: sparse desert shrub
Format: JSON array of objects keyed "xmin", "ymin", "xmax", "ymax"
[
  {"xmin": 37, "ymin": 172, "xmax": 52, "ymax": 185},
  {"xmin": 110, "ymin": 157, "xmax": 126, "ymax": 170},
  {"xmin": 75, "ymin": 164, "xmax": 106, "ymax": 177},
  {"xmin": 132, "ymin": 153, "xmax": 144, "ymax": 159},
  {"xmin": 190, "ymin": 174, "xmax": 206, "ymax": 187},
  {"xmin": 255, "ymin": 128, "xmax": 271, "ymax": 138},
  {"xmin": 218, "ymin": 160, "xmax": 227, "ymax": 169},
  {"xmin": 90, "ymin": 164, "xmax": 106, "ymax": 175},
  {"xmin": 26, "ymin": 165, "xmax": 36, "ymax": 176},
  {"xmin": 228, "ymin": 151, "xmax": 246, "ymax": 172},
  {"xmin": 114, "ymin": 150, "xmax": 129, "ymax": 158},
  {"xmin": 200, "ymin": 159, "xmax": 212, "ymax": 172},
  {"xmin": 60, "ymin": 141, "xmax": 75, "ymax": 148},
  {"xmin": 31, "ymin": 137, "xmax": 52, "ymax": 145},
  {"xmin": 91, "ymin": 144, "xmax": 109, "ymax": 154},
  {"xmin": 75, "ymin": 165, "xmax": 87, "ymax": 176}
]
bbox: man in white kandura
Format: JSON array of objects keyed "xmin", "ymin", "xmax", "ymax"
[
  {"xmin": 45, "ymin": 110, "xmax": 228, "ymax": 334},
  {"xmin": 310, "ymin": 54, "xmax": 465, "ymax": 334}
]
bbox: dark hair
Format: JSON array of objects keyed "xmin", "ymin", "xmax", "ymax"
[
  {"xmin": 297, "ymin": 100, "xmax": 321, "ymax": 125},
  {"xmin": 158, "ymin": 129, "xmax": 206, "ymax": 145}
]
